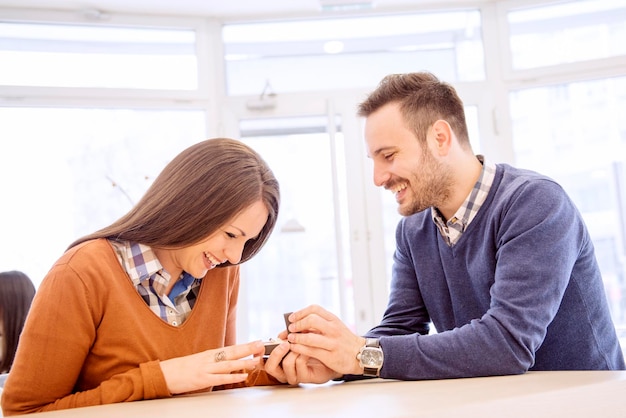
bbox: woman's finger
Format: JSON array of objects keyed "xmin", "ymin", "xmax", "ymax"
[
  {"xmin": 219, "ymin": 340, "xmax": 265, "ymax": 361},
  {"xmin": 209, "ymin": 357, "xmax": 261, "ymax": 374}
]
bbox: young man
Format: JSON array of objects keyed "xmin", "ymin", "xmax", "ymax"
[{"xmin": 265, "ymin": 72, "xmax": 625, "ymax": 384}]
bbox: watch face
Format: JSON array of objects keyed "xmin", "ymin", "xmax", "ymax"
[{"xmin": 361, "ymin": 347, "xmax": 383, "ymax": 366}]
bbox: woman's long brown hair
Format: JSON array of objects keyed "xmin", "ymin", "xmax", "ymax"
[{"xmin": 69, "ymin": 138, "xmax": 280, "ymax": 266}]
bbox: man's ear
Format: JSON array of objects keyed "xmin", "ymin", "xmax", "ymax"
[{"xmin": 431, "ymin": 119, "xmax": 453, "ymax": 155}]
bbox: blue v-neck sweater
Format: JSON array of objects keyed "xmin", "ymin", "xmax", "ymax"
[{"xmin": 367, "ymin": 164, "xmax": 625, "ymax": 379}]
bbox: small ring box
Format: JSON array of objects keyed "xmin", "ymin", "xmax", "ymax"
[
  {"xmin": 264, "ymin": 340, "xmax": 281, "ymax": 356},
  {"xmin": 263, "ymin": 312, "xmax": 293, "ymax": 359}
]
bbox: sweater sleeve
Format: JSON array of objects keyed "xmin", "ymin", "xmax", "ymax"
[
  {"xmin": 1, "ymin": 261, "xmax": 170, "ymax": 415},
  {"xmin": 371, "ymin": 178, "xmax": 592, "ymax": 379}
]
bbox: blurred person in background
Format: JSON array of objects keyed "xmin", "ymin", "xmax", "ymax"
[{"xmin": 0, "ymin": 271, "xmax": 36, "ymax": 375}]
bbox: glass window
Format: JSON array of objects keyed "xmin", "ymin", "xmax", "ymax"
[
  {"xmin": 507, "ymin": 0, "xmax": 626, "ymax": 70},
  {"xmin": 238, "ymin": 116, "xmax": 353, "ymax": 342},
  {"xmin": 0, "ymin": 22, "xmax": 198, "ymax": 89},
  {"xmin": 223, "ymin": 10, "xmax": 484, "ymax": 95},
  {"xmin": 0, "ymin": 107, "xmax": 206, "ymax": 285},
  {"xmin": 509, "ymin": 76, "xmax": 626, "ymax": 334}
]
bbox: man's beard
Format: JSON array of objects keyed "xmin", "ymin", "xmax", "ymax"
[{"xmin": 399, "ymin": 152, "xmax": 453, "ymax": 216}]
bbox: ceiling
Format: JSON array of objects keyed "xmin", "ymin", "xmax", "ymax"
[{"xmin": 0, "ymin": 0, "xmax": 494, "ymax": 20}]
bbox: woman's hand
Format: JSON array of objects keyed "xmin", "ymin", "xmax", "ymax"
[{"xmin": 159, "ymin": 340, "xmax": 265, "ymax": 394}]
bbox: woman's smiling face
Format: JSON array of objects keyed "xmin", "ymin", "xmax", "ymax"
[{"xmin": 158, "ymin": 199, "xmax": 269, "ymax": 279}]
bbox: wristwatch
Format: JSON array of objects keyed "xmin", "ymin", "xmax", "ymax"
[{"xmin": 357, "ymin": 338, "xmax": 384, "ymax": 377}]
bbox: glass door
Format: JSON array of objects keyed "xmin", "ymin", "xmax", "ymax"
[{"xmin": 236, "ymin": 115, "xmax": 354, "ymax": 342}]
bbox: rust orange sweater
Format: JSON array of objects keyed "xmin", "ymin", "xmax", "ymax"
[{"xmin": 1, "ymin": 239, "xmax": 279, "ymax": 415}]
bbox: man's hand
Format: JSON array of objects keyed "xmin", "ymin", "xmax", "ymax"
[
  {"xmin": 264, "ymin": 340, "xmax": 339, "ymax": 385},
  {"xmin": 286, "ymin": 305, "xmax": 366, "ymax": 376}
]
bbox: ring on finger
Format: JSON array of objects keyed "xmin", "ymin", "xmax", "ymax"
[{"xmin": 215, "ymin": 350, "xmax": 226, "ymax": 362}]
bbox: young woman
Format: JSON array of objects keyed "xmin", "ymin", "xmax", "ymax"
[{"xmin": 1, "ymin": 138, "xmax": 282, "ymax": 415}]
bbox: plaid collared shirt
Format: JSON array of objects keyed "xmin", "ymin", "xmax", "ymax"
[
  {"xmin": 432, "ymin": 155, "xmax": 496, "ymax": 247},
  {"xmin": 109, "ymin": 240, "xmax": 201, "ymax": 326}
]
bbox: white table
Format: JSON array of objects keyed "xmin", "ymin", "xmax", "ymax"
[{"xmin": 33, "ymin": 371, "xmax": 626, "ymax": 417}]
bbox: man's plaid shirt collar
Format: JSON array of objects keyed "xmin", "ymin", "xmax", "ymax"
[{"xmin": 431, "ymin": 155, "xmax": 496, "ymax": 246}]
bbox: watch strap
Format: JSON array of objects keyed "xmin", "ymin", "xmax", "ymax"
[
  {"xmin": 363, "ymin": 366, "xmax": 379, "ymax": 376},
  {"xmin": 365, "ymin": 338, "xmax": 380, "ymax": 348},
  {"xmin": 361, "ymin": 338, "xmax": 383, "ymax": 377}
]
